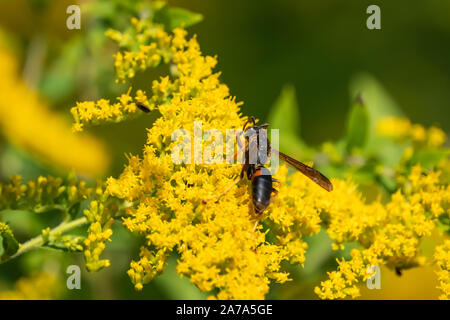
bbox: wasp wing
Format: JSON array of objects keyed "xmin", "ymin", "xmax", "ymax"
[{"xmin": 273, "ymin": 149, "xmax": 333, "ymax": 191}]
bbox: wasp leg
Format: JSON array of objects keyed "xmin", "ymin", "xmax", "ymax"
[
  {"xmin": 202, "ymin": 177, "xmax": 242, "ymax": 204},
  {"xmin": 252, "ymin": 220, "xmax": 259, "ymax": 233},
  {"xmin": 272, "ymin": 178, "xmax": 280, "ymax": 184}
]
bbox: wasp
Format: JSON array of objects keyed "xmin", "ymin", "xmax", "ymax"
[{"xmin": 203, "ymin": 116, "xmax": 333, "ymax": 226}]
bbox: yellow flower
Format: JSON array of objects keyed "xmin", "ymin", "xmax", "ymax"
[
  {"xmin": 0, "ymin": 272, "xmax": 60, "ymax": 300},
  {"xmin": 75, "ymin": 18, "xmax": 450, "ymax": 300},
  {"xmin": 434, "ymin": 240, "xmax": 450, "ymax": 300},
  {"xmin": 70, "ymin": 20, "xmax": 220, "ymax": 131},
  {"xmin": 315, "ymin": 165, "xmax": 450, "ymax": 299},
  {"xmin": 428, "ymin": 126, "xmax": 447, "ymax": 148},
  {"xmin": 100, "ymin": 21, "xmax": 321, "ymax": 299},
  {"xmin": 0, "ymin": 40, "xmax": 109, "ymax": 176},
  {"xmin": 377, "ymin": 116, "xmax": 447, "ymax": 147},
  {"xmin": 377, "ymin": 117, "xmax": 412, "ymax": 139},
  {"xmin": 83, "ymin": 188, "xmax": 115, "ymax": 272}
]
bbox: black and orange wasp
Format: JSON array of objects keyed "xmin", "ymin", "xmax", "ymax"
[{"xmin": 203, "ymin": 116, "xmax": 332, "ymax": 224}]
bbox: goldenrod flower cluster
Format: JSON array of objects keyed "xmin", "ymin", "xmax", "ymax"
[
  {"xmin": 83, "ymin": 187, "xmax": 116, "ymax": 272},
  {"xmin": 434, "ymin": 240, "xmax": 450, "ymax": 300},
  {"xmin": 315, "ymin": 166, "xmax": 450, "ymax": 299},
  {"xmin": 0, "ymin": 173, "xmax": 118, "ymax": 269},
  {"xmin": 0, "ymin": 42, "xmax": 109, "ymax": 176},
  {"xmin": 71, "ymin": 19, "xmax": 179, "ymax": 131},
  {"xmin": 106, "ymin": 18, "xmax": 172, "ymax": 83},
  {"xmin": 0, "ymin": 174, "xmax": 93, "ymax": 213},
  {"xmin": 89, "ymin": 20, "xmax": 317, "ymax": 299},
  {"xmin": 0, "ymin": 272, "xmax": 60, "ymax": 300},
  {"xmin": 377, "ymin": 116, "xmax": 446, "ymax": 148},
  {"xmin": 72, "ymin": 19, "xmax": 450, "ymax": 300}
]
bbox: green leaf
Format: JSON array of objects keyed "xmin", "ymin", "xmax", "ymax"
[
  {"xmin": 267, "ymin": 85, "xmax": 311, "ymax": 159},
  {"xmin": 278, "ymin": 133, "xmax": 314, "ymax": 161},
  {"xmin": 377, "ymin": 173, "xmax": 397, "ymax": 194},
  {"xmin": 39, "ymin": 37, "xmax": 84, "ymax": 102},
  {"xmin": 301, "ymin": 229, "xmax": 333, "ymax": 277},
  {"xmin": 411, "ymin": 148, "xmax": 450, "ymax": 169},
  {"xmin": 268, "ymin": 85, "xmax": 300, "ymax": 135},
  {"xmin": 345, "ymin": 162, "xmax": 377, "ymax": 185},
  {"xmin": 82, "ymin": 1, "xmax": 117, "ymax": 20},
  {"xmin": 350, "ymin": 73, "xmax": 404, "ymax": 150},
  {"xmin": 345, "ymin": 94, "xmax": 369, "ymax": 152},
  {"xmin": 350, "ymin": 73, "xmax": 406, "ymax": 167},
  {"xmin": 154, "ymin": 256, "xmax": 208, "ymax": 299},
  {"xmin": 68, "ymin": 202, "xmax": 81, "ymax": 219},
  {"xmin": 154, "ymin": 6, "xmax": 203, "ymax": 30},
  {"xmin": 0, "ymin": 223, "xmax": 19, "ymax": 260},
  {"xmin": 0, "ymin": 209, "xmax": 45, "ymax": 236},
  {"xmin": 437, "ymin": 215, "xmax": 450, "ymax": 234}
]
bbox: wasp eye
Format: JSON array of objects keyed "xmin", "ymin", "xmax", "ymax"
[{"xmin": 136, "ymin": 103, "xmax": 150, "ymax": 113}]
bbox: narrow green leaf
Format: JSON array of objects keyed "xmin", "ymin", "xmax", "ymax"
[
  {"xmin": 345, "ymin": 94, "xmax": 369, "ymax": 152},
  {"xmin": 268, "ymin": 84, "xmax": 301, "ymax": 135},
  {"xmin": 350, "ymin": 73, "xmax": 404, "ymax": 150},
  {"xmin": 267, "ymin": 85, "xmax": 310, "ymax": 159},
  {"xmin": 39, "ymin": 37, "xmax": 84, "ymax": 102},
  {"xmin": 350, "ymin": 73, "xmax": 403, "ymax": 128},
  {"xmin": 350, "ymin": 73, "xmax": 405, "ymax": 167}
]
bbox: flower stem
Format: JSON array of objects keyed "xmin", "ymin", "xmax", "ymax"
[{"xmin": 3, "ymin": 216, "xmax": 88, "ymax": 263}]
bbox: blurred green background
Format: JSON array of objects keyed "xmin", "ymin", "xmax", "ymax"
[{"xmin": 0, "ymin": 0, "xmax": 449, "ymax": 299}]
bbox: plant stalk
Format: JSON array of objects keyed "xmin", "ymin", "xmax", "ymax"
[{"xmin": 2, "ymin": 216, "xmax": 88, "ymax": 263}]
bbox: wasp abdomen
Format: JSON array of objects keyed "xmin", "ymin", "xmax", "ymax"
[{"xmin": 251, "ymin": 167, "xmax": 273, "ymax": 215}]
